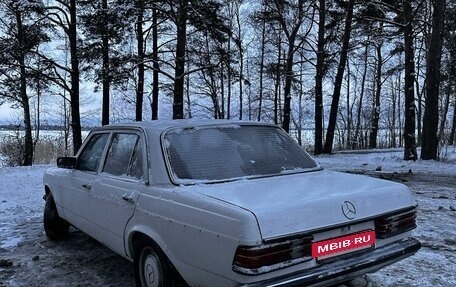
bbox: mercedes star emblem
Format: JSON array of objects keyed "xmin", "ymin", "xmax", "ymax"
[{"xmin": 341, "ymin": 201, "xmax": 357, "ymax": 220}]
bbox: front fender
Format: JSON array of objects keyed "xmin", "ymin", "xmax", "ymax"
[{"xmin": 43, "ymin": 167, "xmax": 73, "ymax": 218}]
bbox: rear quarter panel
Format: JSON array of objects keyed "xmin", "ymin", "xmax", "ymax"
[{"xmin": 125, "ymin": 184, "xmax": 262, "ymax": 285}]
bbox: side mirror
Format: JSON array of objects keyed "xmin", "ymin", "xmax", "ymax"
[{"xmin": 57, "ymin": 157, "xmax": 77, "ymax": 169}]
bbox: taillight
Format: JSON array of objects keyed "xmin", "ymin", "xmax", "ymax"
[
  {"xmin": 233, "ymin": 235, "xmax": 313, "ymax": 275},
  {"xmin": 375, "ymin": 208, "xmax": 417, "ymax": 239}
]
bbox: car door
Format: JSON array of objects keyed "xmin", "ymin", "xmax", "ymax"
[
  {"xmin": 62, "ymin": 132, "xmax": 110, "ymax": 236},
  {"xmin": 89, "ymin": 131, "xmax": 146, "ymax": 256}
]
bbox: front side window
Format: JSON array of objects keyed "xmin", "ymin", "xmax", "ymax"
[
  {"xmin": 103, "ymin": 133, "xmax": 143, "ymax": 179},
  {"xmin": 163, "ymin": 125, "xmax": 319, "ymax": 183},
  {"xmin": 77, "ymin": 133, "xmax": 110, "ymax": 172}
]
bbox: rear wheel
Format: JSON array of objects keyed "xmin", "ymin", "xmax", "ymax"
[
  {"xmin": 134, "ymin": 238, "xmax": 173, "ymax": 287},
  {"xmin": 43, "ymin": 193, "xmax": 69, "ymax": 240}
]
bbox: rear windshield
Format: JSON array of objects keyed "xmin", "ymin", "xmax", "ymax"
[{"xmin": 163, "ymin": 125, "xmax": 319, "ymax": 183}]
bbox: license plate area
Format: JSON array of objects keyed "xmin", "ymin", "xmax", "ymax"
[{"xmin": 311, "ymin": 230, "xmax": 376, "ymax": 260}]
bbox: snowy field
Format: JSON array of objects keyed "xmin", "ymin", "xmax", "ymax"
[{"xmin": 0, "ymin": 148, "xmax": 455, "ymax": 286}]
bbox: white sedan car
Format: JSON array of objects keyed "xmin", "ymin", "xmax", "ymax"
[{"xmin": 43, "ymin": 120, "xmax": 421, "ymax": 287}]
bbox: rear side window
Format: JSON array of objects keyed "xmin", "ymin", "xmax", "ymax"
[
  {"xmin": 77, "ymin": 133, "xmax": 110, "ymax": 172},
  {"xmin": 129, "ymin": 138, "xmax": 144, "ymax": 179},
  {"xmin": 103, "ymin": 133, "xmax": 143, "ymax": 179}
]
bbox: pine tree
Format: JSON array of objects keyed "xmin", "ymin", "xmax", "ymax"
[
  {"xmin": 80, "ymin": 0, "xmax": 134, "ymax": 125},
  {"xmin": 0, "ymin": 0, "xmax": 49, "ymax": 165},
  {"xmin": 157, "ymin": 0, "xmax": 231, "ymax": 119},
  {"xmin": 37, "ymin": 0, "xmax": 83, "ymax": 154}
]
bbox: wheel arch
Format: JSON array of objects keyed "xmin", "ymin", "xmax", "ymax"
[
  {"xmin": 43, "ymin": 185, "xmax": 66, "ymax": 220},
  {"xmin": 128, "ymin": 229, "xmax": 187, "ymax": 285},
  {"xmin": 129, "ymin": 231, "xmax": 161, "ymax": 257},
  {"xmin": 44, "ymin": 185, "xmax": 51, "ymax": 198},
  {"xmin": 127, "ymin": 228, "xmax": 172, "ymax": 262}
]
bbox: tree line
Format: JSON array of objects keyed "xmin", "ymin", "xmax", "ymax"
[{"xmin": 0, "ymin": 0, "xmax": 454, "ymax": 166}]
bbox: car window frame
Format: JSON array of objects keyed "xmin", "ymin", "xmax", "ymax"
[
  {"xmin": 73, "ymin": 128, "xmax": 149, "ymax": 185},
  {"xmin": 101, "ymin": 131, "xmax": 145, "ymax": 181},
  {"xmin": 74, "ymin": 131, "xmax": 112, "ymax": 174}
]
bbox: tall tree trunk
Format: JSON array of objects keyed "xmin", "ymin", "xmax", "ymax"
[
  {"xmin": 16, "ymin": 11, "xmax": 33, "ymax": 166},
  {"xmin": 152, "ymin": 7, "xmax": 159, "ymax": 120},
  {"xmin": 236, "ymin": 7, "xmax": 244, "ymax": 120},
  {"xmin": 415, "ymin": 38, "xmax": 426, "ymax": 144},
  {"xmin": 227, "ymin": 30, "xmax": 232, "ymax": 120},
  {"xmin": 257, "ymin": 6, "xmax": 266, "ymax": 122},
  {"xmin": 369, "ymin": 42, "xmax": 383, "ymax": 149},
  {"xmin": 314, "ymin": 0, "xmax": 326, "ymax": 154},
  {"xmin": 173, "ymin": 0, "xmax": 188, "ymax": 119},
  {"xmin": 281, "ymin": 40, "xmax": 296, "ymax": 133},
  {"xmin": 101, "ymin": 0, "xmax": 110, "ymax": 126},
  {"xmin": 389, "ymin": 84, "xmax": 396, "ymax": 148},
  {"xmin": 185, "ymin": 58, "xmax": 192, "ymax": 118},
  {"xmin": 247, "ymin": 53, "xmax": 252, "ymax": 120},
  {"xmin": 33, "ymin": 68, "xmax": 41, "ymax": 156},
  {"xmin": 346, "ymin": 60, "xmax": 352, "ymax": 149},
  {"xmin": 63, "ymin": 92, "xmax": 69, "ymax": 155},
  {"xmin": 135, "ymin": 0, "xmax": 145, "ymax": 122},
  {"xmin": 274, "ymin": 36, "xmax": 281, "ymax": 125},
  {"xmin": 421, "ymin": 0, "xmax": 446, "ymax": 160},
  {"xmin": 220, "ymin": 63, "xmax": 225, "ymax": 119},
  {"xmin": 391, "ymin": 83, "xmax": 397, "ymax": 147},
  {"xmin": 402, "ymin": 0, "xmax": 417, "ymax": 160},
  {"xmin": 69, "ymin": 0, "xmax": 82, "ymax": 154},
  {"xmin": 185, "ymin": 37, "xmax": 192, "ymax": 119},
  {"xmin": 438, "ymin": 85, "xmax": 451, "ymax": 144},
  {"xmin": 323, "ymin": 0, "xmax": 354, "ymax": 153},
  {"xmin": 281, "ymin": 1, "xmax": 305, "ymax": 134},
  {"xmin": 450, "ymin": 98, "xmax": 456, "ymax": 146},
  {"xmin": 354, "ymin": 32, "xmax": 370, "ymax": 149},
  {"xmin": 297, "ymin": 56, "xmax": 304, "ymax": 146},
  {"xmin": 204, "ymin": 33, "xmax": 220, "ymax": 119},
  {"xmin": 21, "ymin": 81, "xmax": 33, "ymax": 166},
  {"xmin": 239, "ymin": 54, "xmax": 244, "ymax": 120},
  {"xmin": 397, "ymin": 74, "xmax": 403, "ymax": 147}
]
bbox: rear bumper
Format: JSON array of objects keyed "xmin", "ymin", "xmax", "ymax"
[{"xmin": 241, "ymin": 237, "xmax": 421, "ymax": 287}]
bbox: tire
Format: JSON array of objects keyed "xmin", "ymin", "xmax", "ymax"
[
  {"xmin": 43, "ymin": 193, "xmax": 69, "ymax": 240},
  {"xmin": 134, "ymin": 238, "xmax": 173, "ymax": 287}
]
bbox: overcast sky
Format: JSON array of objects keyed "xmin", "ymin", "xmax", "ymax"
[{"xmin": 0, "ymin": 104, "xmax": 18, "ymax": 124}]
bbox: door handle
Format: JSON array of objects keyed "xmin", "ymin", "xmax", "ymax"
[
  {"xmin": 122, "ymin": 195, "xmax": 135, "ymax": 203},
  {"xmin": 82, "ymin": 183, "xmax": 91, "ymax": 190}
]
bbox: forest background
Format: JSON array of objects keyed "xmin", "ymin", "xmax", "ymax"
[{"xmin": 0, "ymin": 0, "xmax": 454, "ymax": 166}]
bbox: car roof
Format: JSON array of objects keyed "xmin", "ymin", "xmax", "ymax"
[{"xmin": 91, "ymin": 119, "xmax": 275, "ymax": 133}]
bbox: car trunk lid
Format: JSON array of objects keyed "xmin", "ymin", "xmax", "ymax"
[{"xmin": 194, "ymin": 170, "xmax": 415, "ymax": 239}]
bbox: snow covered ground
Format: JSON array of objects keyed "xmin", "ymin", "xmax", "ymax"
[
  {"xmin": 315, "ymin": 148, "xmax": 456, "ymax": 287},
  {"xmin": 0, "ymin": 148, "xmax": 455, "ymax": 286}
]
